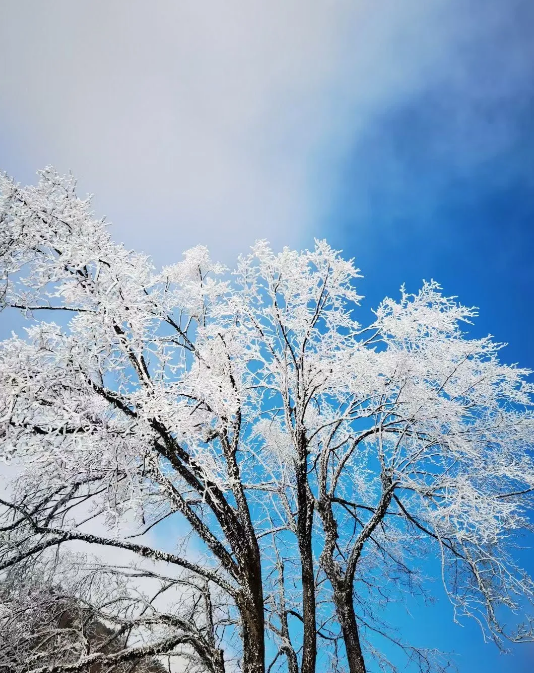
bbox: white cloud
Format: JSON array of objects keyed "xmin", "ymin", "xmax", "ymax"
[{"xmin": 0, "ymin": 0, "xmax": 494, "ymax": 264}]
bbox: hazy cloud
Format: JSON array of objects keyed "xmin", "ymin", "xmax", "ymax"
[{"xmin": 0, "ymin": 0, "xmax": 529, "ymax": 264}]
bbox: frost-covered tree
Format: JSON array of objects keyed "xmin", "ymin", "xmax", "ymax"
[
  {"xmin": 0, "ymin": 168, "xmax": 533, "ymax": 673},
  {"xmin": 0, "ymin": 560, "xmax": 167, "ymax": 673}
]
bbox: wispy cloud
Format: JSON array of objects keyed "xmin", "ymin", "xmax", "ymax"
[{"xmin": 1, "ymin": 1, "xmax": 531, "ymax": 264}]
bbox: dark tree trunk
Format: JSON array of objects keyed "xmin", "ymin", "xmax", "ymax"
[
  {"xmin": 212, "ymin": 648, "xmax": 226, "ymax": 673},
  {"xmin": 333, "ymin": 585, "xmax": 366, "ymax": 673},
  {"xmin": 316, "ymin": 499, "xmax": 367, "ymax": 673},
  {"xmin": 296, "ymin": 460, "xmax": 317, "ymax": 673},
  {"xmin": 238, "ymin": 538, "xmax": 266, "ymax": 673},
  {"xmin": 298, "ymin": 530, "xmax": 317, "ymax": 673},
  {"xmin": 240, "ymin": 591, "xmax": 265, "ymax": 673}
]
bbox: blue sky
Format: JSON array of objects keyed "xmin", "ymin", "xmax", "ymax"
[
  {"xmin": 328, "ymin": 71, "xmax": 534, "ymax": 369},
  {"xmin": 323, "ymin": 5, "xmax": 534, "ymax": 668},
  {"xmin": 1, "ymin": 1, "xmax": 533, "ymax": 670}
]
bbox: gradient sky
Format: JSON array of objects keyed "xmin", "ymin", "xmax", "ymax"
[{"xmin": 1, "ymin": 2, "xmax": 533, "ymax": 671}]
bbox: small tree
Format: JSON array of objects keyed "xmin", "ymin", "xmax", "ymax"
[{"xmin": 0, "ymin": 168, "xmax": 533, "ymax": 673}]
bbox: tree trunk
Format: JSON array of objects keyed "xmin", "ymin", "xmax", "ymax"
[
  {"xmin": 212, "ymin": 648, "xmax": 226, "ymax": 673},
  {"xmin": 298, "ymin": 525, "xmax": 317, "ymax": 673},
  {"xmin": 333, "ymin": 585, "xmax": 366, "ymax": 673},
  {"xmin": 241, "ymin": 596, "xmax": 265, "ymax": 673},
  {"xmin": 296, "ymin": 446, "xmax": 317, "ymax": 673},
  {"xmin": 238, "ymin": 541, "xmax": 265, "ymax": 673}
]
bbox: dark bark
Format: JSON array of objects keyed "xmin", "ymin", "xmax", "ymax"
[
  {"xmin": 212, "ymin": 648, "xmax": 226, "ymax": 673},
  {"xmin": 296, "ymin": 426, "xmax": 317, "ymax": 673},
  {"xmin": 236, "ymin": 516, "xmax": 265, "ymax": 673},
  {"xmin": 236, "ymin": 534, "xmax": 265, "ymax": 673},
  {"xmin": 317, "ymin": 455, "xmax": 396, "ymax": 673},
  {"xmin": 320, "ymin": 544, "xmax": 367, "ymax": 673},
  {"xmin": 296, "ymin": 483, "xmax": 317, "ymax": 673},
  {"xmin": 239, "ymin": 575, "xmax": 265, "ymax": 673},
  {"xmin": 155, "ymin": 404, "xmax": 267, "ymax": 673},
  {"xmin": 333, "ymin": 584, "xmax": 366, "ymax": 673}
]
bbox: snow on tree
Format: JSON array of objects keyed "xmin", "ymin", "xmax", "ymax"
[
  {"xmin": 0, "ymin": 557, "xmax": 167, "ymax": 673},
  {"xmin": 0, "ymin": 168, "xmax": 533, "ymax": 673}
]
